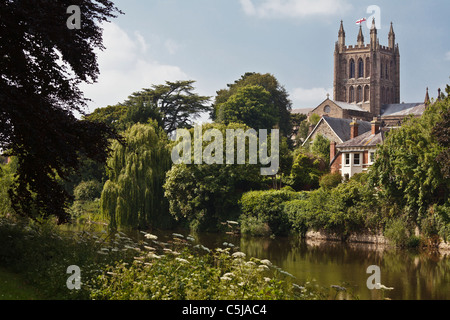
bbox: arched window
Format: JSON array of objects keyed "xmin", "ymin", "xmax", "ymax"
[
  {"xmin": 342, "ymin": 60, "xmax": 348, "ymax": 78},
  {"xmin": 324, "ymin": 105, "xmax": 331, "ymax": 113},
  {"xmin": 381, "ymin": 62, "xmax": 384, "ymax": 79},
  {"xmin": 358, "ymin": 58, "xmax": 364, "ymax": 78},
  {"xmin": 365, "ymin": 57, "xmax": 370, "ymax": 77},
  {"xmin": 349, "ymin": 86, "xmax": 355, "ymax": 103},
  {"xmin": 390, "ymin": 60, "xmax": 394, "ymax": 80},
  {"xmin": 357, "ymin": 86, "xmax": 363, "ymax": 103},
  {"xmin": 385, "ymin": 64, "xmax": 389, "ymax": 80},
  {"xmin": 349, "ymin": 59, "xmax": 355, "ymax": 78},
  {"xmin": 364, "ymin": 85, "xmax": 370, "ymax": 102}
]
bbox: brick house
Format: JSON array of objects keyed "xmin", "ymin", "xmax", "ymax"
[
  {"xmin": 302, "ymin": 115, "xmax": 372, "ymax": 146},
  {"xmin": 330, "ymin": 118, "xmax": 385, "ymax": 179}
]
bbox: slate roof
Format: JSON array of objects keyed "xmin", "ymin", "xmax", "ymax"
[
  {"xmin": 336, "ymin": 129, "xmax": 386, "ymax": 148},
  {"xmin": 381, "ymin": 103, "xmax": 425, "ymax": 117},
  {"xmin": 322, "ymin": 116, "xmax": 372, "ymax": 142},
  {"xmin": 302, "ymin": 116, "xmax": 372, "ymax": 146},
  {"xmin": 333, "ymin": 101, "xmax": 367, "ymax": 112}
]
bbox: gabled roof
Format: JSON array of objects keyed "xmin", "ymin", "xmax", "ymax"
[
  {"xmin": 381, "ymin": 103, "xmax": 424, "ymax": 117},
  {"xmin": 302, "ymin": 116, "xmax": 371, "ymax": 146}
]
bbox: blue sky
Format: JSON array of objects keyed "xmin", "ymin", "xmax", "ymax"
[{"xmin": 81, "ymin": 0, "xmax": 450, "ymax": 120}]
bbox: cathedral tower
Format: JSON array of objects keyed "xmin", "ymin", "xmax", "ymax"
[{"xmin": 333, "ymin": 19, "xmax": 400, "ymax": 117}]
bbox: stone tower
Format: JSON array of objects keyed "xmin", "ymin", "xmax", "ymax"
[{"xmin": 333, "ymin": 19, "xmax": 400, "ymax": 117}]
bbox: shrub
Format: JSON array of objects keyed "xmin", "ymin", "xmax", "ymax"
[
  {"xmin": 283, "ymin": 200, "xmax": 310, "ymax": 237},
  {"xmin": 239, "ymin": 190, "xmax": 305, "ymax": 236},
  {"xmin": 319, "ymin": 173, "xmax": 342, "ymax": 190},
  {"xmin": 74, "ymin": 180, "xmax": 103, "ymax": 202},
  {"xmin": 384, "ymin": 219, "xmax": 412, "ymax": 248}
]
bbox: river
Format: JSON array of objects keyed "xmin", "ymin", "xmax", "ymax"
[
  {"xmin": 159, "ymin": 231, "xmax": 449, "ymax": 300},
  {"xmin": 74, "ymin": 223, "xmax": 450, "ymax": 300}
]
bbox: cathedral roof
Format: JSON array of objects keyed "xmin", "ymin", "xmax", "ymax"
[{"xmin": 381, "ymin": 103, "xmax": 425, "ymax": 117}]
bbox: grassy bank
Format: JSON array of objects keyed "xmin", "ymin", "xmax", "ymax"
[{"xmin": 0, "ymin": 267, "xmax": 43, "ymax": 300}]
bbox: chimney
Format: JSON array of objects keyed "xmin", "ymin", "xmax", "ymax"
[
  {"xmin": 371, "ymin": 117, "xmax": 381, "ymax": 135},
  {"xmin": 350, "ymin": 119, "xmax": 359, "ymax": 139},
  {"xmin": 330, "ymin": 141, "xmax": 337, "ymax": 163}
]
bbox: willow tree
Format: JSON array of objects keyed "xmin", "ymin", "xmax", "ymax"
[{"xmin": 101, "ymin": 121, "xmax": 172, "ymax": 230}]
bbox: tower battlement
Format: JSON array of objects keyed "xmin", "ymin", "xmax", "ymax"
[{"xmin": 333, "ymin": 20, "xmax": 400, "ymax": 117}]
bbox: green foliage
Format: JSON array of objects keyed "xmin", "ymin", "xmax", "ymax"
[
  {"xmin": 125, "ymin": 80, "xmax": 211, "ymax": 134},
  {"xmin": 0, "ymin": 1, "xmax": 123, "ymax": 224},
  {"xmin": 217, "ymin": 85, "xmax": 279, "ymax": 131},
  {"xmin": 74, "ymin": 180, "xmax": 103, "ymax": 202},
  {"xmin": 288, "ymin": 150, "xmax": 327, "ymax": 191},
  {"xmin": 369, "ymin": 92, "xmax": 450, "ymax": 227},
  {"xmin": 319, "ymin": 172, "xmax": 342, "ymax": 190},
  {"xmin": 164, "ymin": 122, "xmax": 265, "ymax": 232},
  {"xmin": 0, "ymin": 218, "xmax": 137, "ymax": 299},
  {"xmin": 100, "ymin": 121, "xmax": 173, "ymax": 230},
  {"xmin": 309, "ymin": 114, "xmax": 321, "ymax": 126},
  {"xmin": 384, "ymin": 219, "xmax": 417, "ymax": 248},
  {"xmin": 213, "ymin": 73, "xmax": 293, "ymax": 137},
  {"xmin": 239, "ymin": 190, "xmax": 305, "ymax": 236},
  {"xmin": 0, "ymin": 159, "xmax": 16, "ymax": 217},
  {"xmin": 311, "ymin": 134, "xmax": 331, "ymax": 164}
]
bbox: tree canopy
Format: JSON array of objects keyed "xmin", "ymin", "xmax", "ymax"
[
  {"xmin": 0, "ymin": 0, "xmax": 123, "ymax": 223},
  {"xmin": 369, "ymin": 87, "xmax": 450, "ymax": 222},
  {"xmin": 213, "ymin": 73, "xmax": 293, "ymax": 137},
  {"xmin": 217, "ymin": 85, "xmax": 279, "ymax": 131},
  {"xmin": 123, "ymin": 80, "xmax": 211, "ymax": 135}
]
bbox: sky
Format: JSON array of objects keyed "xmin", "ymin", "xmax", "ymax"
[{"xmin": 80, "ymin": 0, "xmax": 450, "ymax": 121}]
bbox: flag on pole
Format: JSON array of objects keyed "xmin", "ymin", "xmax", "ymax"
[{"xmin": 356, "ymin": 18, "xmax": 367, "ymax": 25}]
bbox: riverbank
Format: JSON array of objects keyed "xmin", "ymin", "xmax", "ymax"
[{"xmin": 305, "ymin": 230, "xmax": 450, "ymax": 255}]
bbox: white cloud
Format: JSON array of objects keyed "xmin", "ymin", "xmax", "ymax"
[
  {"xmin": 80, "ymin": 23, "xmax": 188, "ymax": 113},
  {"xmin": 240, "ymin": 0, "xmax": 352, "ymax": 19},
  {"xmin": 291, "ymin": 87, "xmax": 333, "ymax": 108}
]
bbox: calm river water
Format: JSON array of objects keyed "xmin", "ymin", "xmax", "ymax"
[{"xmin": 155, "ymin": 231, "xmax": 449, "ymax": 300}]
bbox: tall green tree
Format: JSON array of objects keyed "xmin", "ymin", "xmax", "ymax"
[
  {"xmin": 100, "ymin": 121, "xmax": 173, "ymax": 230},
  {"xmin": 0, "ymin": 0, "xmax": 123, "ymax": 223},
  {"xmin": 163, "ymin": 123, "xmax": 265, "ymax": 232},
  {"xmin": 369, "ymin": 88, "xmax": 449, "ymax": 222},
  {"xmin": 124, "ymin": 80, "xmax": 211, "ymax": 135},
  {"xmin": 217, "ymin": 85, "xmax": 278, "ymax": 131},
  {"xmin": 213, "ymin": 73, "xmax": 293, "ymax": 137}
]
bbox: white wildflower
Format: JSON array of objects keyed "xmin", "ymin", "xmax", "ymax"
[
  {"xmin": 245, "ymin": 261, "xmax": 256, "ymax": 267},
  {"xmin": 221, "ymin": 276, "xmax": 232, "ymax": 281},
  {"xmin": 172, "ymin": 233, "xmax": 184, "ymax": 238},
  {"xmin": 223, "ymin": 272, "xmax": 234, "ymax": 278},
  {"xmin": 232, "ymin": 252, "xmax": 246, "ymax": 259},
  {"xmin": 258, "ymin": 265, "xmax": 270, "ymax": 272},
  {"xmin": 176, "ymin": 258, "xmax": 189, "ymax": 264},
  {"xmin": 264, "ymin": 277, "xmax": 271, "ymax": 282},
  {"xmin": 260, "ymin": 259, "xmax": 272, "ymax": 267},
  {"xmin": 144, "ymin": 233, "xmax": 158, "ymax": 240}
]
